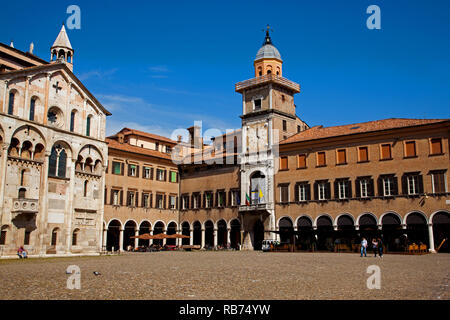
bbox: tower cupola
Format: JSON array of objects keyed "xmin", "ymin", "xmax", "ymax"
[
  {"xmin": 50, "ymin": 24, "xmax": 74, "ymax": 71},
  {"xmin": 254, "ymin": 25, "xmax": 283, "ymax": 77}
]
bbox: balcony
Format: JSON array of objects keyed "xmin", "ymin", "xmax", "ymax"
[
  {"xmin": 239, "ymin": 202, "xmax": 271, "ymax": 213},
  {"xmin": 235, "ymin": 74, "xmax": 300, "ymax": 93},
  {"xmin": 11, "ymin": 198, "xmax": 39, "ymax": 219}
]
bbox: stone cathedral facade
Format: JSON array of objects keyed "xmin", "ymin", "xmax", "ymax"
[{"xmin": 0, "ymin": 25, "xmax": 110, "ymax": 257}]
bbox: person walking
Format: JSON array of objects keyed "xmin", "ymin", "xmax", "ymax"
[
  {"xmin": 372, "ymin": 238, "xmax": 379, "ymax": 257},
  {"xmin": 378, "ymin": 237, "xmax": 383, "ymax": 258},
  {"xmin": 360, "ymin": 237, "xmax": 368, "ymax": 257}
]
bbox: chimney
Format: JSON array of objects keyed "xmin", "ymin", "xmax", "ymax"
[{"xmin": 177, "ymin": 135, "xmax": 182, "ymax": 143}]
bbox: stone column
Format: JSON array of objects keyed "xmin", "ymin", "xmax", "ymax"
[
  {"xmin": 102, "ymin": 228, "xmax": 107, "ymax": 250},
  {"xmin": 0, "ymin": 143, "xmax": 10, "ymax": 224},
  {"xmin": 176, "ymin": 229, "xmax": 181, "ymax": 247},
  {"xmin": 65, "ymin": 157, "xmax": 76, "ymax": 254},
  {"xmin": 43, "ymin": 73, "xmax": 51, "ymax": 125},
  {"xmin": 24, "ymin": 76, "xmax": 31, "ymax": 119},
  {"xmin": 97, "ymin": 165, "xmax": 107, "ymax": 253},
  {"xmin": 38, "ymin": 151, "xmax": 51, "ymax": 256},
  {"xmin": 189, "ymin": 229, "xmax": 193, "ymax": 246},
  {"xmin": 2, "ymin": 80, "xmax": 8, "ymax": 113},
  {"xmin": 134, "ymin": 229, "xmax": 139, "ymax": 249},
  {"xmin": 119, "ymin": 228, "xmax": 124, "ymax": 252},
  {"xmin": 162, "ymin": 229, "xmax": 167, "ymax": 246},
  {"xmin": 227, "ymin": 228, "xmax": 231, "ymax": 247},
  {"xmin": 213, "ymin": 228, "xmax": 217, "ymax": 248},
  {"xmin": 428, "ymin": 224, "xmax": 436, "ymax": 253},
  {"xmin": 201, "ymin": 228, "xmax": 205, "ymax": 248}
]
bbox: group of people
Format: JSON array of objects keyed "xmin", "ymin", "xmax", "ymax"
[
  {"xmin": 360, "ymin": 237, "xmax": 383, "ymax": 258},
  {"xmin": 17, "ymin": 246, "xmax": 28, "ymax": 259}
]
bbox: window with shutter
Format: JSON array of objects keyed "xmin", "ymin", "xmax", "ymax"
[
  {"xmin": 358, "ymin": 147, "xmax": 368, "ymax": 162},
  {"xmin": 431, "ymin": 170, "xmax": 447, "ymax": 193},
  {"xmin": 317, "ymin": 152, "xmax": 326, "ymax": 167},
  {"xmin": 337, "ymin": 149, "xmax": 346, "ymax": 165},
  {"xmin": 380, "ymin": 144, "xmax": 392, "ymax": 160},
  {"xmin": 430, "ymin": 138, "xmax": 443, "ymax": 155},
  {"xmin": 280, "ymin": 157, "xmax": 288, "ymax": 170},
  {"xmin": 404, "ymin": 141, "xmax": 416, "ymax": 158},
  {"xmin": 297, "ymin": 154, "xmax": 306, "ymax": 169}
]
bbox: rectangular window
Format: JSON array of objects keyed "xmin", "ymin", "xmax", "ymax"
[
  {"xmin": 143, "ymin": 167, "xmax": 152, "ymax": 179},
  {"xmin": 254, "ymin": 99, "xmax": 261, "ymax": 110},
  {"xmin": 24, "ymin": 230, "xmax": 31, "ymax": 245},
  {"xmin": 112, "ymin": 161, "xmax": 122, "ymax": 175},
  {"xmin": 280, "ymin": 156, "xmax": 288, "ymax": 170},
  {"xmin": 112, "ymin": 190, "xmax": 120, "ymax": 205},
  {"xmin": 430, "ymin": 138, "xmax": 443, "ymax": 155},
  {"xmin": 127, "ymin": 191, "xmax": 136, "ymax": 207},
  {"xmin": 231, "ymin": 190, "xmax": 240, "ymax": 206},
  {"xmin": 383, "ymin": 176, "xmax": 394, "ymax": 196},
  {"xmin": 338, "ymin": 180, "xmax": 348, "ymax": 199},
  {"xmin": 193, "ymin": 193, "xmax": 199, "ymax": 209},
  {"xmin": 318, "ymin": 182, "xmax": 326, "ymax": 200},
  {"xmin": 431, "ymin": 171, "xmax": 447, "ymax": 193},
  {"xmin": 205, "ymin": 192, "xmax": 213, "ymax": 208},
  {"xmin": 128, "ymin": 164, "xmax": 137, "ymax": 177},
  {"xmin": 407, "ymin": 175, "xmax": 419, "ymax": 195},
  {"xmin": 405, "ymin": 141, "xmax": 416, "ymax": 158},
  {"xmin": 358, "ymin": 147, "xmax": 368, "ymax": 162},
  {"xmin": 182, "ymin": 195, "xmax": 189, "ymax": 210},
  {"xmin": 169, "ymin": 196, "xmax": 177, "ymax": 209},
  {"xmin": 217, "ymin": 191, "xmax": 226, "ymax": 207},
  {"xmin": 282, "ymin": 120, "xmax": 287, "ymax": 132},
  {"xmin": 337, "ymin": 149, "xmax": 347, "ymax": 165},
  {"xmin": 297, "ymin": 154, "xmax": 306, "ymax": 169},
  {"xmin": 142, "ymin": 193, "xmax": 150, "ymax": 208},
  {"xmin": 170, "ymin": 171, "xmax": 178, "ymax": 183},
  {"xmin": 360, "ymin": 179, "xmax": 368, "ymax": 198},
  {"xmin": 279, "ymin": 185, "xmax": 289, "ymax": 203},
  {"xmin": 298, "ymin": 183, "xmax": 307, "ymax": 202},
  {"xmin": 0, "ymin": 231, "xmax": 6, "ymax": 245},
  {"xmin": 156, "ymin": 194, "xmax": 164, "ymax": 209},
  {"xmin": 156, "ymin": 169, "xmax": 165, "ymax": 181},
  {"xmin": 29, "ymin": 99, "xmax": 35, "ymax": 121},
  {"xmin": 166, "ymin": 146, "xmax": 172, "ymax": 154},
  {"xmin": 380, "ymin": 144, "xmax": 392, "ymax": 160},
  {"xmin": 317, "ymin": 152, "xmax": 326, "ymax": 167}
]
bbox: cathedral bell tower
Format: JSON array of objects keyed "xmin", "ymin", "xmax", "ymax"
[
  {"xmin": 235, "ymin": 26, "xmax": 303, "ymax": 250},
  {"xmin": 50, "ymin": 24, "xmax": 74, "ymax": 71}
]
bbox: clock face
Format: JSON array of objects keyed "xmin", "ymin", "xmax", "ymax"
[{"xmin": 247, "ymin": 122, "xmax": 268, "ymax": 153}]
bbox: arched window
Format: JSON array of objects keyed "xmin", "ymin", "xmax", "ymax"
[
  {"xmin": 83, "ymin": 180, "xmax": 88, "ymax": 197},
  {"xmin": 250, "ymin": 171, "xmax": 266, "ymax": 204},
  {"xmin": 48, "ymin": 147, "xmax": 58, "ymax": 177},
  {"xmin": 70, "ymin": 111, "xmax": 76, "ymax": 132},
  {"xmin": 48, "ymin": 145, "xmax": 67, "ymax": 178},
  {"xmin": 20, "ymin": 169, "xmax": 26, "ymax": 186},
  {"xmin": 267, "ymin": 70, "xmax": 272, "ymax": 74},
  {"xmin": 86, "ymin": 116, "xmax": 91, "ymax": 136},
  {"xmin": 72, "ymin": 229, "xmax": 79, "ymax": 246},
  {"xmin": 58, "ymin": 149, "xmax": 67, "ymax": 178},
  {"xmin": 18, "ymin": 188, "xmax": 26, "ymax": 199},
  {"xmin": 8, "ymin": 92, "xmax": 15, "ymax": 115},
  {"xmin": 29, "ymin": 98, "xmax": 36, "ymax": 121},
  {"xmin": 51, "ymin": 228, "xmax": 58, "ymax": 246}
]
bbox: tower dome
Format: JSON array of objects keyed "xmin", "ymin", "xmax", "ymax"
[{"xmin": 253, "ymin": 26, "xmax": 283, "ymax": 77}]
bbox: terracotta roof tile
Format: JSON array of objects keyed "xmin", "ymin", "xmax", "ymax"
[
  {"xmin": 280, "ymin": 118, "xmax": 450, "ymax": 145},
  {"xmin": 106, "ymin": 138, "xmax": 173, "ymax": 161},
  {"xmin": 109, "ymin": 128, "xmax": 177, "ymax": 145}
]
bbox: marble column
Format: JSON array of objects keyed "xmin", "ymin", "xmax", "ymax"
[
  {"xmin": 119, "ymin": 228, "xmax": 124, "ymax": 252},
  {"xmin": 428, "ymin": 224, "xmax": 436, "ymax": 253},
  {"xmin": 213, "ymin": 228, "xmax": 217, "ymax": 248},
  {"xmin": 134, "ymin": 229, "xmax": 139, "ymax": 248},
  {"xmin": 201, "ymin": 229, "xmax": 205, "ymax": 248},
  {"xmin": 189, "ymin": 229, "xmax": 194, "ymax": 246},
  {"xmin": 102, "ymin": 228, "xmax": 107, "ymax": 250}
]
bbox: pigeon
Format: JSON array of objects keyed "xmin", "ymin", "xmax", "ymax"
[{"xmin": 93, "ymin": 271, "xmax": 101, "ymax": 276}]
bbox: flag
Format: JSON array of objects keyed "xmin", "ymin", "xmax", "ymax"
[
  {"xmin": 245, "ymin": 193, "xmax": 251, "ymax": 205},
  {"xmin": 259, "ymin": 189, "xmax": 263, "ymax": 199}
]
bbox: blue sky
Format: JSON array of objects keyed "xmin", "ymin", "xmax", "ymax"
[{"xmin": 2, "ymin": 0, "xmax": 449, "ymax": 140}]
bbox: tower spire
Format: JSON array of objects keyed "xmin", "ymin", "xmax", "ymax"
[{"xmin": 263, "ymin": 24, "xmax": 273, "ymax": 45}]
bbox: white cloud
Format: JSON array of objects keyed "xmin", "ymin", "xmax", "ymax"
[{"xmin": 78, "ymin": 68, "xmax": 118, "ymax": 81}]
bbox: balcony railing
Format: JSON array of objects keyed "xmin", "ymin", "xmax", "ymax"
[
  {"xmin": 11, "ymin": 198, "xmax": 39, "ymax": 213},
  {"xmin": 239, "ymin": 202, "xmax": 270, "ymax": 212},
  {"xmin": 235, "ymin": 74, "xmax": 300, "ymax": 93}
]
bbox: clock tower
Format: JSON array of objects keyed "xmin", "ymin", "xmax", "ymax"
[{"xmin": 236, "ymin": 26, "xmax": 308, "ymax": 250}]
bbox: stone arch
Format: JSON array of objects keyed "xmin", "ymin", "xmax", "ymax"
[
  {"xmin": 106, "ymin": 219, "xmax": 122, "ymax": 251},
  {"xmin": 138, "ymin": 220, "xmax": 151, "ymax": 247},
  {"xmin": 123, "ymin": 220, "xmax": 137, "ymax": 250},
  {"xmin": 204, "ymin": 220, "xmax": 214, "ymax": 248},
  {"xmin": 217, "ymin": 219, "xmax": 228, "ymax": 247},
  {"xmin": 181, "ymin": 221, "xmax": 190, "ymax": 245},
  {"xmin": 192, "ymin": 220, "xmax": 202, "ymax": 246},
  {"xmin": 166, "ymin": 221, "xmax": 178, "ymax": 246},
  {"xmin": 315, "ymin": 214, "xmax": 334, "ymax": 252},
  {"xmin": 403, "ymin": 210, "xmax": 428, "ymax": 225},
  {"xmin": 405, "ymin": 211, "xmax": 429, "ymax": 248},
  {"xmin": 296, "ymin": 215, "xmax": 314, "ymax": 252},
  {"xmin": 153, "ymin": 221, "xmax": 165, "ymax": 246},
  {"xmin": 335, "ymin": 213, "xmax": 355, "ymax": 227},
  {"xmin": 11, "ymin": 125, "xmax": 46, "ymax": 151},
  {"xmin": 72, "ymin": 228, "xmax": 80, "ymax": 246},
  {"xmin": 356, "ymin": 212, "xmax": 379, "ymax": 226},
  {"xmin": 229, "ymin": 218, "xmax": 241, "ymax": 249},
  {"xmin": 431, "ymin": 210, "xmax": 450, "ymax": 253},
  {"xmin": 278, "ymin": 216, "xmax": 294, "ymax": 246}
]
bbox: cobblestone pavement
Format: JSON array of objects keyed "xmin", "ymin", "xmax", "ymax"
[{"xmin": 0, "ymin": 251, "xmax": 449, "ymax": 300}]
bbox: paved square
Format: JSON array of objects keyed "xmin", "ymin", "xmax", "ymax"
[{"xmin": 0, "ymin": 252, "xmax": 449, "ymax": 300}]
